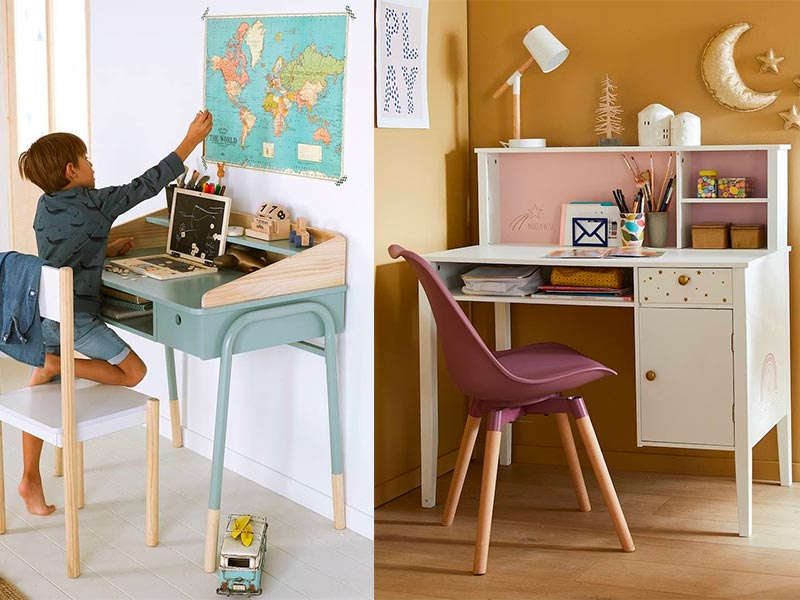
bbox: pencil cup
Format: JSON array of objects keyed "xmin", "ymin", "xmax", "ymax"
[
  {"xmin": 645, "ymin": 212, "xmax": 669, "ymax": 248},
  {"xmin": 620, "ymin": 213, "xmax": 646, "ymax": 247}
]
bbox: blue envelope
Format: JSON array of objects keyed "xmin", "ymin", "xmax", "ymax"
[{"xmin": 572, "ymin": 217, "xmax": 608, "ymax": 247}]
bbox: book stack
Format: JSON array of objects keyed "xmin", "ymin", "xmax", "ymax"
[
  {"xmin": 100, "ymin": 286, "xmax": 153, "ymax": 320},
  {"xmin": 461, "ymin": 266, "xmax": 543, "ymax": 297}
]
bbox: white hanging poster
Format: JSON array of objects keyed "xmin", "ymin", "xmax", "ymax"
[{"xmin": 376, "ymin": 0, "xmax": 429, "ymax": 128}]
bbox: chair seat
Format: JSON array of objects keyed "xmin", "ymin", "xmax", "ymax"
[
  {"xmin": 494, "ymin": 342, "xmax": 615, "ymax": 392},
  {"xmin": 0, "ymin": 379, "xmax": 149, "ymax": 446}
]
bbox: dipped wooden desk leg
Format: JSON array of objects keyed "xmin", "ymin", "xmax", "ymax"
[
  {"xmin": 165, "ymin": 347, "xmax": 183, "ymax": 448},
  {"xmin": 54, "ymin": 445, "xmax": 63, "ymax": 477}
]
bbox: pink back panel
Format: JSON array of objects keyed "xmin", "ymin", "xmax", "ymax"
[
  {"xmin": 499, "ymin": 151, "xmax": 675, "ymax": 244},
  {"xmin": 687, "ymin": 151, "xmax": 768, "ymax": 197},
  {"xmin": 691, "ymin": 202, "xmax": 767, "ymax": 225}
]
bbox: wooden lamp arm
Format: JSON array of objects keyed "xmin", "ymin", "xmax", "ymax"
[{"xmin": 491, "ymin": 56, "xmax": 536, "ymax": 99}]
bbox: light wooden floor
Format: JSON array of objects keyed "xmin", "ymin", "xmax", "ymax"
[
  {"xmin": 375, "ymin": 460, "xmax": 800, "ymax": 599},
  {"xmin": 0, "ymin": 362, "xmax": 373, "ymax": 599}
]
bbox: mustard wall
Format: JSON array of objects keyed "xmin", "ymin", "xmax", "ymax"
[
  {"xmin": 374, "ymin": 0, "xmax": 470, "ymax": 505},
  {"xmin": 467, "ymin": 0, "xmax": 800, "ymax": 479}
]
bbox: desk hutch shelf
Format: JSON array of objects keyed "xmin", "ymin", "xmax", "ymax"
[{"xmin": 476, "ymin": 144, "xmax": 789, "ymax": 250}]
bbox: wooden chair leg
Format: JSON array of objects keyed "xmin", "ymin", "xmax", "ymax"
[
  {"xmin": 574, "ymin": 415, "xmax": 635, "ymax": 552},
  {"xmin": 146, "ymin": 398, "xmax": 159, "ymax": 547},
  {"xmin": 473, "ymin": 429, "xmax": 503, "ymax": 575},
  {"xmin": 54, "ymin": 445, "xmax": 63, "ymax": 477},
  {"xmin": 0, "ymin": 423, "xmax": 6, "ymax": 534},
  {"xmin": 555, "ymin": 413, "xmax": 590, "ymax": 512},
  {"xmin": 442, "ymin": 415, "xmax": 481, "ymax": 526},
  {"xmin": 77, "ymin": 442, "xmax": 84, "ymax": 510},
  {"xmin": 63, "ymin": 440, "xmax": 80, "ymax": 578}
]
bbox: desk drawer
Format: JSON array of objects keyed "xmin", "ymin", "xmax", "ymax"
[{"xmin": 638, "ymin": 268, "xmax": 732, "ymax": 305}]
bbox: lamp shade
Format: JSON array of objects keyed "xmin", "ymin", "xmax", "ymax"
[{"xmin": 523, "ymin": 25, "xmax": 569, "ymax": 73}]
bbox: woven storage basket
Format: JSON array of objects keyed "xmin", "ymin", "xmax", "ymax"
[{"xmin": 550, "ymin": 267, "xmax": 625, "ymax": 289}]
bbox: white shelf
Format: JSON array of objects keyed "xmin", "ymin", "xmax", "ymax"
[
  {"xmin": 451, "ymin": 290, "xmax": 634, "ymax": 308},
  {"xmin": 681, "ymin": 198, "xmax": 769, "ymax": 204}
]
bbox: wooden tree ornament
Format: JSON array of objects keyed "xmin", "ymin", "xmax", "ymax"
[{"xmin": 595, "ymin": 74, "xmax": 624, "ymax": 145}]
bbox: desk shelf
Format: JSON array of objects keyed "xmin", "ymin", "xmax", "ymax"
[
  {"xmin": 145, "ymin": 214, "xmax": 302, "ymax": 257},
  {"xmin": 105, "ymin": 314, "xmax": 154, "ymax": 340},
  {"xmin": 451, "ymin": 290, "xmax": 634, "ymax": 308}
]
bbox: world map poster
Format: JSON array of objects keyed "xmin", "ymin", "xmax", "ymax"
[{"xmin": 204, "ymin": 14, "xmax": 348, "ymax": 180}]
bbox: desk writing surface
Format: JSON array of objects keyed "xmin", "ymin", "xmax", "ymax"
[
  {"xmin": 102, "ymin": 249, "xmax": 346, "ymax": 314},
  {"xmin": 424, "ymin": 244, "xmax": 789, "ymax": 268}
]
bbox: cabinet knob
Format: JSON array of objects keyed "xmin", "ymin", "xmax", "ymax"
[
  {"xmin": 678, "ymin": 275, "xmax": 690, "ymax": 286},
  {"xmin": 645, "ymin": 370, "xmax": 657, "ymax": 381}
]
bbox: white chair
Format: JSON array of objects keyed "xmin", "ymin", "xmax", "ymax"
[{"xmin": 0, "ymin": 265, "xmax": 159, "ymax": 578}]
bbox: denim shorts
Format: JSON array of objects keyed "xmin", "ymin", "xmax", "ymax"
[{"xmin": 42, "ymin": 313, "xmax": 131, "ymax": 365}]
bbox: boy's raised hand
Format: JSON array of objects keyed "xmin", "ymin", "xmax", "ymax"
[{"xmin": 175, "ymin": 110, "xmax": 213, "ymax": 161}]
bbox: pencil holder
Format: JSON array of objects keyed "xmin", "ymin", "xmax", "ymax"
[
  {"xmin": 620, "ymin": 213, "xmax": 646, "ymax": 247},
  {"xmin": 645, "ymin": 212, "xmax": 669, "ymax": 248}
]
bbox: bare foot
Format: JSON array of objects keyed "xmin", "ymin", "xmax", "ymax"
[
  {"xmin": 18, "ymin": 478, "xmax": 56, "ymax": 516},
  {"xmin": 29, "ymin": 353, "xmax": 59, "ymax": 386}
]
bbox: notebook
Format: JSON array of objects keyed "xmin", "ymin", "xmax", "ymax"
[{"xmin": 110, "ymin": 188, "xmax": 232, "ymax": 280}]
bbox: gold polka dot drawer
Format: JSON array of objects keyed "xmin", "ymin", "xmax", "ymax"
[{"xmin": 638, "ymin": 268, "xmax": 733, "ymax": 305}]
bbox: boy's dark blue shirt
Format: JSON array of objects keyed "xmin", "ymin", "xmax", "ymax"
[{"xmin": 33, "ymin": 152, "xmax": 184, "ymax": 313}]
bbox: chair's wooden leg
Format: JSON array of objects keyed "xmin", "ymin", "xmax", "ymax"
[
  {"xmin": 473, "ymin": 430, "xmax": 503, "ymax": 575},
  {"xmin": 63, "ymin": 440, "xmax": 80, "ymax": 578},
  {"xmin": 77, "ymin": 442, "xmax": 84, "ymax": 510},
  {"xmin": 574, "ymin": 415, "xmax": 634, "ymax": 552},
  {"xmin": 442, "ymin": 415, "xmax": 481, "ymax": 526},
  {"xmin": 555, "ymin": 413, "xmax": 590, "ymax": 512},
  {"xmin": 146, "ymin": 398, "xmax": 159, "ymax": 547},
  {"xmin": 0, "ymin": 422, "xmax": 6, "ymax": 534},
  {"xmin": 54, "ymin": 445, "xmax": 63, "ymax": 477}
]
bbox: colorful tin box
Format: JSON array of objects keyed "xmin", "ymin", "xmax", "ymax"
[{"xmin": 717, "ymin": 177, "xmax": 753, "ymax": 198}]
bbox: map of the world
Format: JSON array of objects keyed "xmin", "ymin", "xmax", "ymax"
[{"xmin": 204, "ymin": 14, "xmax": 348, "ymax": 180}]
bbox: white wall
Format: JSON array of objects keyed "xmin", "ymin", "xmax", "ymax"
[
  {"xmin": 90, "ymin": 1, "xmax": 374, "ymax": 538},
  {"xmin": 0, "ymin": 0, "xmax": 11, "ymax": 251}
]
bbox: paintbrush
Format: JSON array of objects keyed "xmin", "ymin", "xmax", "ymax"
[{"xmin": 658, "ymin": 153, "xmax": 673, "ymax": 205}]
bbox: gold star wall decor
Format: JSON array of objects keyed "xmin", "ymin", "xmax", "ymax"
[
  {"xmin": 793, "ymin": 78, "xmax": 800, "ymax": 95},
  {"xmin": 757, "ymin": 48, "xmax": 784, "ymax": 74},
  {"xmin": 779, "ymin": 105, "xmax": 800, "ymax": 129}
]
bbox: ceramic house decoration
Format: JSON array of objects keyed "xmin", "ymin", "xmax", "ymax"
[
  {"xmin": 638, "ymin": 103, "xmax": 674, "ymax": 146},
  {"xmin": 671, "ymin": 112, "xmax": 701, "ymax": 146}
]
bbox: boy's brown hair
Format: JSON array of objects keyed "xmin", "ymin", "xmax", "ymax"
[{"xmin": 18, "ymin": 132, "xmax": 87, "ymax": 194}]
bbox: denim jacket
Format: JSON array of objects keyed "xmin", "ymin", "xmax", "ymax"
[{"xmin": 0, "ymin": 251, "xmax": 47, "ymax": 367}]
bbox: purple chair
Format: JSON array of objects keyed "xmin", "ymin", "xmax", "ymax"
[{"xmin": 388, "ymin": 245, "xmax": 635, "ymax": 575}]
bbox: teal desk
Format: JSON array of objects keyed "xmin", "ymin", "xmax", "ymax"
[{"xmin": 101, "ymin": 242, "xmax": 347, "ymax": 573}]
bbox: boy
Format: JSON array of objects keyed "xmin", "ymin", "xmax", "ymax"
[{"xmin": 16, "ymin": 110, "xmax": 213, "ymax": 515}]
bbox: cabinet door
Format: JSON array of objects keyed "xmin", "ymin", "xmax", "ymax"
[{"xmin": 639, "ymin": 308, "xmax": 734, "ymax": 447}]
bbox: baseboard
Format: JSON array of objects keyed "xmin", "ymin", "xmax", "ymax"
[
  {"xmin": 159, "ymin": 416, "xmax": 374, "ymax": 539},
  {"xmin": 374, "ymin": 448, "xmax": 460, "ymax": 507},
  {"xmin": 513, "ymin": 444, "xmax": 800, "ymax": 482}
]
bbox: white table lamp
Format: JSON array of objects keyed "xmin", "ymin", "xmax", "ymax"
[{"xmin": 493, "ymin": 25, "xmax": 569, "ymax": 147}]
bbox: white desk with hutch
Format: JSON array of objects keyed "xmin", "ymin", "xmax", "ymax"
[{"xmin": 418, "ymin": 144, "xmax": 792, "ymax": 537}]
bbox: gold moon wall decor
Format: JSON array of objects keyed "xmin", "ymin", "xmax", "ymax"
[{"xmin": 701, "ymin": 23, "xmax": 781, "ymax": 112}]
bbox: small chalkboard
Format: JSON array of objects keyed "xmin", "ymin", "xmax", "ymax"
[{"xmin": 167, "ymin": 188, "xmax": 232, "ymax": 265}]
